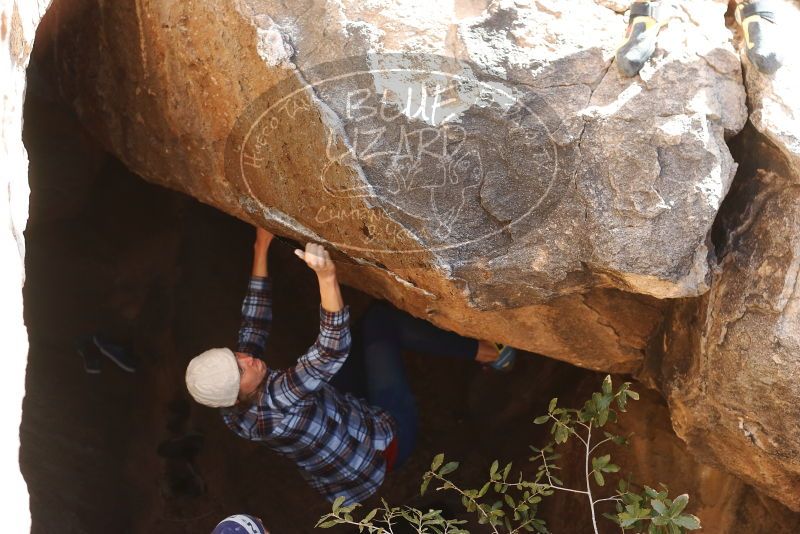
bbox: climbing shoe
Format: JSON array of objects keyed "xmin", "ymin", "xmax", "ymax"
[
  {"xmin": 76, "ymin": 336, "xmax": 102, "ymax": 374},
  {"xmin": 736, "ymin": 0, "xmax": 783, "ymax": 74},
  {"xmin": 488, "ymin": 343, "xmax": 517, "ymax": 372},
  {"xmin": 93, "ymin": 335, "xmax": 137, "ymax": 373},
  {"xmin": 616, "ymin": 2, "xmax": 663, "ymax": 77}
]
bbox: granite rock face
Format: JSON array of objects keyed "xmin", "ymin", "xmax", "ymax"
[
  {"xmin": 35, "ymin": 0, "xmax": 745, "ymax": 373},
  {"xmin": 30, "ymin": 0, "xmax": 800, "ymax": 514},
  {"xmin": 659, "ymin": 6, "xmax": 800, "ymax": 512}
]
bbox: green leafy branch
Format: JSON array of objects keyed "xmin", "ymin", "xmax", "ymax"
[
  {"xmin": 317, "ymin": 376, "xmax": 701, "ymax": 534},
  {"xmin": 316, "ymin": 496, "xmax": 469, "ymax": 534}
]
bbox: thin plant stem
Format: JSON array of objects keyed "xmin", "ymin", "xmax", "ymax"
[
  {"xmin": 589, "ymin": 437, "xmax": 613, "ymax": 455},
  {"xmin": 539, "ymin": 450, "xmax": 588, "ymax": 495},
  {"xmin": 593, "ymin": 496, "xmax": 624, "ymax": 505},
  {"xmin": 585, "ymin": 422, "xmax": 600, "ymax": 534},
  {"xmin": 509, "ymin": 515, "xmax": 540, "ymax": 534},
  {"xmin": 547, "ymin": 414, "xmax": 588, "ymax": 447},
  {"xmin": 430, "ymin": 473, "xmax": 501, "ymax": 534}
]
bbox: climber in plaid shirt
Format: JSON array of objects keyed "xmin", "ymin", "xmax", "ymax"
[
  {"xmin": 185, "ymin": 226, "xmax": 515, "ymax": 505},
  {"xmin": 185, "ymin": 228, "xmax": 395, "ymax": 505}
]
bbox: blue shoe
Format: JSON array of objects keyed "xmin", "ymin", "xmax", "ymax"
[
  {"xmin": 93, "ymin": 335, "xmax": 136, "ymax": 373},
  {"xmin": 489, "ymin": 344, "xmax": 517, "ymax": 372},
  {"xmin": 76, "ymin": 337, "xmax": 102, "ymax": 374}
]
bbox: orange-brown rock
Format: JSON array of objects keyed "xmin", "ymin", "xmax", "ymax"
[
  {"xmin": 25, "ymin": 0, "xmax": 800, "ymax": 518},
  {"xmin": 33, "ymin": 0, "xmax": 752, "ymax": 374}
]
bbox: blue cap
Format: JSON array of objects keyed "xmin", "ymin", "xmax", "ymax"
[{"xmin": 212, "ymin": 514, "xmax": 267, "ymax": 534}]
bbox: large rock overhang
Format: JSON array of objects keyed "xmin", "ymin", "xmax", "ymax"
[{"xmin": 13, "ymin": 0, "xmax": 800, "ymax": 516}]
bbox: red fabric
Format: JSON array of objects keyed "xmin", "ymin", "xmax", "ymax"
[{"xmin": 381, "ymin": 437, "xmax": 399, "ymax": 473}]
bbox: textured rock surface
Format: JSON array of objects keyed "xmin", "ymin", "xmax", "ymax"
[
  {"xmin": 35, "ymin": 0, "xmax": 747, "ymax": 374},
  {"xmin": 28, "ymin": 0, "xmax": 800, "ymax": 516},
  {"xmin": 742, "ymin": 7, "xmax": 800, "ymax": 178},
  {"xmin": 1, "ymin": 0, "xmax": 50, "ymax": 530},
  {"xmin": 658, "ymin": 6, "xmax": 800, "ymax": 511}
]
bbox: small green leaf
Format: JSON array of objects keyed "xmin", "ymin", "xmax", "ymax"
[
  {"xmin": 602, "ymin": 463, "xmax": 620, "ymax": 473},
  {"xmin": 317, "ymin": 519, "xmax": 339, "ymax": 528},
  {"xmin": 503, "ymin": 462, "xmax": 512, "ymax": 480},
  {"xmin": 669, "ymin": 494, "xmax": 689, "ymax": 516},
  {"xmin": 606, "ymin": 432, "xmax": 628, "ymax": 445},
  {"xmin": 628, "ymin": 390, "xmax": 640, "ymax": 400},
  {"xmin": 602, "ymin": 375, "xmax": 613, "ymax": 395},
  {"xmin": 593, "ymin": 471, "xmax": 605, "ymax": 486},
  {"xmin": 673, "ymin": 514, "xmax": 701, "ymax": 530},
  {"xmin": 332, "ymin": 496, "xmax": 346, "ymax": 513},
  {"xmin": 651, "ymin": 499, "xmax": 668, "ymax": 516},
  {"xmin": 594, "ymin": 392, "xmax": 612, "ymax": 411},
  {"xmin": 439, "ymin": 461, "xmax": 459, "ymax": 476},
  {"xmin": 490, "ymin": 460, "xmax": 499, "ymax": 478},
  {"xmin": 533, "ymin": 415, "xmax": 550, "ymax": 425},
  {"xmin": 593, "ymin": 454, "xmax": 611, "ymax": 468},
  {"xmin": 363, "ymin": 509, "xmax": 378, "ymax": 523},
  {"xmin": 554, "ymin": 424, "xmax": 569, "ymax": 444},
  {"xmin": 597, "ymin": 409, "xmax": 609, "ymax": 427},
  {"xmin": 652, "ymin": 515, "xmax": 669, "ymax": 526},
  {"xmin": 431, "ymin": 453, "xmax": 444, "ymax": 472},
  {"xmin": 420, "ymin": 477, "xmax": 431, "ymax": 496},
  {"xmin": 548, "ymin": 398, "xmax": 558, "ymax": 412}
]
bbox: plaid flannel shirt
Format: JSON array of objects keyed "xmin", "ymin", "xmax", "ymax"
[{"xmin": 221, "ymin": 276, "xmax": 396, "ymax": 505}]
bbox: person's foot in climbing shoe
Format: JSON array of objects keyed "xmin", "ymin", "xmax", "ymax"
[
  {"xmin": 93, "ymin": 334, "xmax": 137, "ymax": 372},
  {"xmin": 736, "ymin": 0, "xmax": 783, "ymax": 75},
  {"xmin": 616, "ymin": 1, "xmax": 663, "ymax": 77},
  {"xmin": 76, "ymin": 335, "xmax": 102, "ymax": 374},
  {"xmin": 475, "ymin": 340, "xmax": 517, "ymax": 372}
]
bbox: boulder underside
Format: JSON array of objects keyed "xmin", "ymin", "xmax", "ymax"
[{"xmin": 33, "ymin": 0, "xmax": 800, "ymax": 512}]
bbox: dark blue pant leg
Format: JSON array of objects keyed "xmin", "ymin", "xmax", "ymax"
[{"xmin": 361, "ymin": 302, "xmax": 478, "ymax": 468}]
